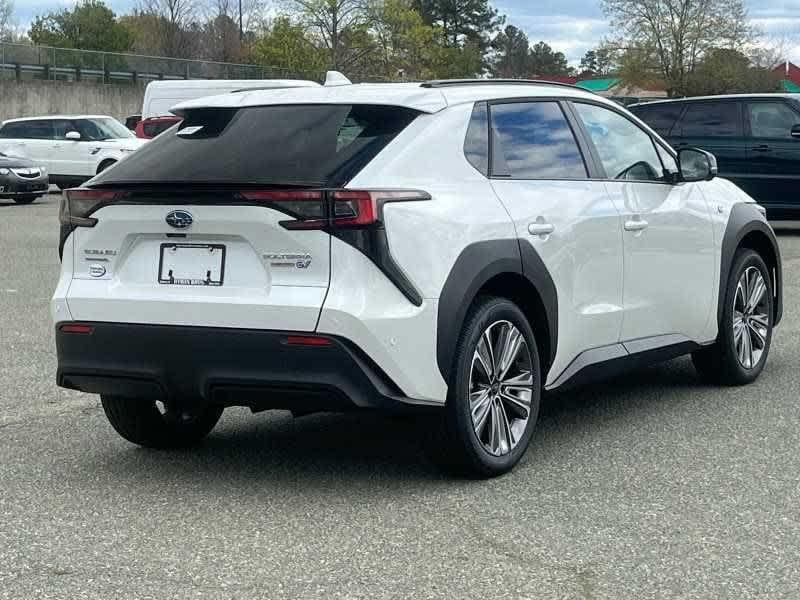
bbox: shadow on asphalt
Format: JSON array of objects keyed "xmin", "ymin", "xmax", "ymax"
[{"xmin": 87, "ymin": 357, "xmax": 712, "ymax": 485}]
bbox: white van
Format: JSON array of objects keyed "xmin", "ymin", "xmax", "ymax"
[{"xmin": 136, "ymin": 79, "xmax": 320, "ymax": 138}]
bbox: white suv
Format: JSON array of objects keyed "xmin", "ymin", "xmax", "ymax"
[
  {"xmin": 0, "ymin": 115, "xmax": 146, "ymax": 188},
  {"xmin": 52, "ymin": 80, "xmax": 782, "ymax": 476}
]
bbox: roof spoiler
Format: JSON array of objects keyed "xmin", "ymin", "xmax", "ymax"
[{"xmin": 324, "ymin": 71, "xmax": 352, "ymax": 87}]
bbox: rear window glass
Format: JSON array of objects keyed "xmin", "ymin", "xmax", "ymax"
[
  {"xmin": 490, "ymin": 101, "xmax": 587, "ymax": 179},
  {"xmin": 631, "ymin": 103, "xmax": 683, "ymax": 136},
  {"xmin": 680, "ymin": 102, "xmax": 741, "ymax": 137},
  {"xmin": 144, "ymin": 120, "xmax": 178, "ymax": 138},
  {"xmin": 95, "ymin": 104, "xmax": 419, "ymax": 187}
]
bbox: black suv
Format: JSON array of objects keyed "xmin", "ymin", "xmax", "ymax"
[{"xmin": 630, "ymin": 95, "xmax": 800, "ymax": 220}]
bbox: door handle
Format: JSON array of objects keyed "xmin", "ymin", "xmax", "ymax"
[
  {"xmin": 528, "ymin": 222, "xmax": 555, "ymax": 236},
  {"xmin": 624, "ymin": 218, "xmax": 649, "ymax": 232},
  {"xmin": 751, "ymin": 145, "xmax": 771, "ymax": 153}
]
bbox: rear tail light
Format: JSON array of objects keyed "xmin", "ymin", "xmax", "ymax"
[
  {"xmin": 239, "ymin": 189, "xmax": 430, "ymax": 230},
  {"xmin": 60, "ymin": 188, "xmax": 128, "ymax": 227}
]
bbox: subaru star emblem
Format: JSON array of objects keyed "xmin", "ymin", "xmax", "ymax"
[{"xmin": 165, "ymin": 210, "xmax": 193, "ymax": 229}]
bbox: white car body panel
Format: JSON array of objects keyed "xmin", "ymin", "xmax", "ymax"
[
  {"xmin": 603, "ymin": 180, "xmax": 717, "ymax": 343},
  {"xmin": 66, "ymin": 204, "xmax": 330, "ymax": 331},
  {"xmin": 490, "ymin": 179, "xmax": 625, "ymax": 386}
]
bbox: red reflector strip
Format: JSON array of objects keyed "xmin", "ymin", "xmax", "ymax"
[
  {"xmin": 240, "ymin": 190, "xmax": 323, "ymax": 201},
  {"xmin": 65, "ymin": 189, "xmax": 127, "ymax": 201},
  {"xmin": 60, "ymin": 323, "xmax": 94, "ymax": 334},
  {"xmin": 284, "ymin": 335, "xmax": 333, "ymax": 347},
  {"xmin": 332, "ymin": 190, "xmax": 377, "ymax": 227}
]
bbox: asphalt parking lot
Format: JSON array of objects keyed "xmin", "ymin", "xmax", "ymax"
[{"xmin": 1, "ymin": 192, "xmax": 799, "ymax": 599}]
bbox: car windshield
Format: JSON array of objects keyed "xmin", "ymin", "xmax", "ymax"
[{"xmin": 78, "ymin": 118, "xmax": 135, "ymax": 141}]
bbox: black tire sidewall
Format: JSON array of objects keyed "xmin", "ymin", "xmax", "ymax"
[
  {"xmin": 719, "ymin": 249, "xmax": 774, "ymax": 383},
  {"xmin": 447, "ymin": 297, "xmax": 542, "ymax": 476}
]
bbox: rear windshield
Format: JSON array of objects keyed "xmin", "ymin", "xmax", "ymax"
[{"xmin": 94, "ymin": 104, "xmax": 420, "ymax": 187}]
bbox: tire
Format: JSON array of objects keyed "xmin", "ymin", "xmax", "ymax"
[
  {"xmin": 100, "ymin": 395, "xmax": 223, "ymax": 449},
  {"xmin": 692, "ymin": 249, "xmax": 774, "ymax": 385},
  {"xmin": 433, "ymin": 295, "xmax": 542, "ymax": 478},
  {"xmin": 97, "ymin": 160, "xmax": 116, "ymax": 174},
  {"xmin": 12, "ymin": 194, "xmax": 38, "ymax": 204}
]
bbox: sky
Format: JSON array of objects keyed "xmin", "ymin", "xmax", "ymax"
[{"xmin": 11, "ymin": 0, "xmax": 800, "ymax": 66}]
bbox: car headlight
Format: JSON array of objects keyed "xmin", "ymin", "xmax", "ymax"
[
  {"xmin": 39, "ymin": 166, "xmax": 47, "ymax": 175},
  {"xmin": 119, "ymin": 148, "xmax": 137, "ymax": 154},
  {"xmin": 0, "ymin": 168, "xmax": 9, "ymax": 175}
]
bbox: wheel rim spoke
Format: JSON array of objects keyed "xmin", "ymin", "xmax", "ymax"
[
  {"xmin": 470, "ymin": 388, "xmax": 492, "ymax": 436},
  {"xmin": 733, "ymin": 267, "xmax": 770, "ymax": 370},
  {"xmin": 469, "ymin": 320, "xmax": 534, "ymax": 456}
]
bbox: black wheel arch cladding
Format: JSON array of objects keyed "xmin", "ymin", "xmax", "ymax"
[
  {"xmin": 720, "ymin": 203, "xmax": 782, "ymax": 327},
  {"xmin": 436, "ymin": 238, "xmax": 558, "ymax": 382}
]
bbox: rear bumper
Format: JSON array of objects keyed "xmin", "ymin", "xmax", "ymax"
[{"xmin": 56, "ymin": 322, "xmax": 436, "ymax": 412}]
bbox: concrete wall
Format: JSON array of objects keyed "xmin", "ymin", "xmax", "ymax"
[{"xmin": 0, "ymin": 80, "xmax": 144, "ymax": 122}]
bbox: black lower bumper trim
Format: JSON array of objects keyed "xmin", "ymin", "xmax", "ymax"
[{"xmin": 56, "ymin": 322, "xmax": 431, "ymax": 412}]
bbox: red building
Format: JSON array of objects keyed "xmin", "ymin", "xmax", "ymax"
[{"xmin": 773, "ymin": 61, "xmax": 800, "ymax": 86}]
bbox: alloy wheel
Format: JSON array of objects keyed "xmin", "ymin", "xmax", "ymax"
[
  {"xmin": 733, "ymin": 266, "xmax": 769, "ymax": 370},
  {"xmin": 469, "ymin": 320, "xmax": 534, "ymax": 456}
]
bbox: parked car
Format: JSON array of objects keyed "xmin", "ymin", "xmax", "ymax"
[
  {"xmin": 630, "ymin": 94, "xmax": 800, "ymax": 220},
  {"xmin": 136, "ymin": 79, "xmax": 321, "ymax": 139},
  {"xmin": 0, "ymin": 151, "xmax": 48, "ymax": 204},
  {"xmin": 0, "ymin": 115, "xmax": 146, "ymax": 189},
  {"xmin": 124, "ymin": 114, "xmax": 141, "ymax": 131},
  {"xmin": 53, "ymin": 79, "xmax": 782, "ymax": 477}
]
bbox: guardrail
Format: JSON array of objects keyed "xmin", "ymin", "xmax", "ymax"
[{"xmin": 0, "ymin": 42, "xmax": 318, "ymax": 84}]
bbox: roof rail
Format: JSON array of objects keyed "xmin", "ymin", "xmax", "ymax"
[{"xmin": 420, "ymin": 78, "xmax": 579, "ymax": 90}]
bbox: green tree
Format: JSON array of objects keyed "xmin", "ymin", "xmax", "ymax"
[
  {"xmin": 369, "ymin": 0, "xmax": 481, "ymax": 79},
  {"xmin": 687, "ymin": 48, "xmax": 780, "ymax": 95},
  {"xmin": 28, "ymin": 0, "xmax": 133, "ymax": 51},
  {"xmin": 578, "ymin": 46, "xmax": 615, "ymax": 77},
  {"xmin": 252, "ymin": 15, "xmax": 327, "ymax": 77},
  {"xmin": 529, "ymin": 40, "xmax": 570, "ymax": 76},
  {"xmin": 413, "ymin": 0, "xmax": 503, "ymax": 57},
  {"xmin": 491, "ymin": 24, "xmax": 531, "ymax": 78}
]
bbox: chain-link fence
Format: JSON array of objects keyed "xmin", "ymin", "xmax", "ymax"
[{"xmin": 0, "ymin": 42, "xmax": 324, "ymax": 84}]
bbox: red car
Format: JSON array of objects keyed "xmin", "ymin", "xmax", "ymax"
[{"xmin": 134, "ymin": 115, "xmax": 181, "ymax": 139}]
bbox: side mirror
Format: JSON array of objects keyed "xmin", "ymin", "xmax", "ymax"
[
  {"xmin": 65, "ymin": 131, "xmax": 81, "ymax": 141},
  {"xmin": 678, "ymin": 148, "xmax": 717, "ymax": 182},
  {"xmin": 791, "ymin": 125, "xmax": 800, "ymax": 139}
]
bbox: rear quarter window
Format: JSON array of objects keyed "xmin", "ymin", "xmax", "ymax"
[
  {"xmin": 631, "ymin": 103, "xmax": 683, "ymax": 136},
  {"xmin": 95, "ymin": 104, "xmax": 419, "ymax": 188}
]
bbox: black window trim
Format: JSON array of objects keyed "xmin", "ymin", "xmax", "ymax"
[
  {"xmin": 566, "ymin": 98, "xmax": 680, "ymax": 186},
  {"xmin": 485, "ymin": 96, "xmax": 594, "ymax": 182},
  {"xmin": 742, "ymin": 97, "xmax": 800, "ymax": 139}
]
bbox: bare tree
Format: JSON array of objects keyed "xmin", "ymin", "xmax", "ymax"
[
  {"xmin": 138, "ymin": 0, "xmax": 199, "ymax": 57},
  {"xmin": 287, "ymin": 0, "xmax": 370, "ymax": 69},
  {"xmin": 602, "ymin": 0, "xmax": 756, "ymax": 96},
  {"xmin": 0, "ymin": 0, "xmax": 14, "ymax": 41}
]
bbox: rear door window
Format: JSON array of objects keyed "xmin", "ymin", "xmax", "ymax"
[
  {"xmin": 630, "ymin": 103, "xmax": 683, "ymax": 136},
  {"xmin": 0, "ymin": 120, "xmax": 54, "ymax": 139},
  {"xmin": 94, "ymin": 104, "xmax": 419, "ymax": 187},
  {"xmin": 489, "ymin": 101, "xmax": 587, "ymax": 179},
  {"xmin": 680, "ymin": 102, "xmax": 741, "ymax": 137},
  {"xmin": 747, "ymin": 102, "xmax": 800, "ymax": 138}
]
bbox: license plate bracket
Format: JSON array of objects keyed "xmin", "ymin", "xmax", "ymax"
[{"xmin": 158, "ymin": 243, "xmax": 226, "ymax": 286}]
